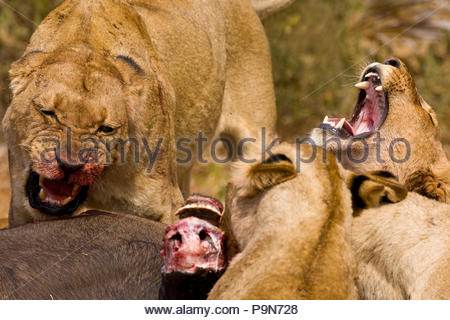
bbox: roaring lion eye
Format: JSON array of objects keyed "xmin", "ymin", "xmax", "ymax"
[
  {"xmin": 97, "ymin": 125, "xmax": 116, "ymax": 134},
  {"xmin": 383, "ymin": 58, "xmax": 401, "ymax": 68}
]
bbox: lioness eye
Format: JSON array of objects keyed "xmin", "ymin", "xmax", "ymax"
[
  {"xmin": 34, "ymin": 103, "xmax": 56, "ymax": 117},
  {"xmin": 97, "ymin": 126, "xmax": 115, "ymax": 134},
  {"xmin": 41, "ymin": 110, "xmax": 55, "ymax": 116},
  {"xmin": 383, "ymin": 58, "xmax": 401, "ymax": 68}
]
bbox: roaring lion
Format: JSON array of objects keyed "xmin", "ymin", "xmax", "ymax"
[
  {"xmin": 3, "ymin": 0, "xmax": 292, "ymax": 226},
  {"xmin": 207, "ymin": 143, "xmax": 406, "ymax": 299},
  {"xmin": 310, "ymin": 58, "xmax": 449, "ymax": 203}
]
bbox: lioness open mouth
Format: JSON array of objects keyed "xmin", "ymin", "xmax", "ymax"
[
  {"xmin": 319, "ymin": 67, "xmax": 389, "ymax": 139},
  {"xmin": 26, "ymin": 171, "xmax": 88, "ymax": 215}
]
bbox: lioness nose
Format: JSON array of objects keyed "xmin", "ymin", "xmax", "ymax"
[{"xmin": 56, "ymin": 155, "xmax": 85, "ymax": 175}]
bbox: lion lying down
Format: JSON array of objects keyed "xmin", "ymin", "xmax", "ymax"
[
  {"xmin": 311, "ymin": 58, "xmax": 450, "ymax": 203},
  {"xmin": 2, "ymin": 0, "xmax": 294, "ymax": 227}
]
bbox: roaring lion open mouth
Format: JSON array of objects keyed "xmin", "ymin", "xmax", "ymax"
[
  {"xmin": 26, "ymin": 171, "xmax": 89, "ymax": 215},
  {"xmin": 319, "ymin": 67, "xmax": 389, "ymax": 139}
]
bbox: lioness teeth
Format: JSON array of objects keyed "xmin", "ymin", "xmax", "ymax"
[
  {"xmin": 72, "ymin": 184, "xmax": 80, "ymax": 196},
  {"xmin": 39, "ymin": 175, "xmax": 44, "ymax": 186},
  {"xmin": 365, "ymin": 72, "xmax": 378, "ymax": 78},
  {"xmin": 335, "ymin": 118, "xmax": 345, "ymax": 129},
  {"xmin": 375, "ymin": 86, "xmax": 383, "ymax": 92},
  {"xmin": 39, "ymin": 188, "xmax": 46, "ymax": 200},
  {"xmin": 61, "ymin": 197, "xmax": 72, "ymax": 206},
  {"xmin": 323, "ymin": 116, "xmax": 336, "ymax": 127},
  {"xmin": 322, "ymin": 116, "xmax": 335, "ymax": 127},
  {"xmin": 355, "ymin": 81, "xmax": 369, "ymax": 90},
  {"xmin": 322, "ymin": 116, "xmax": 347, "ymax": 129}
]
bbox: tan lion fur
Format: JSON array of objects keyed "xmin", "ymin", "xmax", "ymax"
[
  {"xmin": 210, "ymin": 143, "xmax": 360, "ymax": 299},
  {"xmin": 0, "ymin": 144, "xmax": 10, "ymax": 226},
  {"xmin": 311, "ymin": 58, "xmax": 450, "ymax": 203},
  {"xmin": 3, "ymin": 0, "xmax": 281, "ymax": 226},
  {"xmin": 209, "ymin": 143, "xmax": 408, "ymax": 299},
  {"xmin": 353, "ymin": 192, "xmax": 450, "ymax": 299}
]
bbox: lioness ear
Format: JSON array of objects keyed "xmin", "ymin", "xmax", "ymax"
[
  {"xmin": 417, "ymin": 93, "xmax": 439, "ymax": 127},
  {"xmin": 237, "ymin": 154, "xmax": 297, "ymax": 197},
  {"xmin": 114, "ymin": 55, "xmax": 146, "ymax": 94},
  {"xmin": 9, "ymin": 51, "xmax": 47, "ymax": 96},
  {"xmin": 349, "ymin": 171, "xmax": 408, "ymax": 209}
]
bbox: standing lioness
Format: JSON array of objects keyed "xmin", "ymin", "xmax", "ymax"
[{"xmin": 3, "ymin": 0, "xmax": 289, "ymax": 226}]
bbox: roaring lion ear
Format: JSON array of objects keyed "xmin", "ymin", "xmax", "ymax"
[
  {"xmin": 9, "ymin": 51, "xmax": 47, "ymax": 96},
  {"xmin": 237, "ymin": 153, "xmax": 297, "ymax": 197},
  {"xmin": 417, "ymin": 93, "xmax": 439, "ymax": 127},
  {"xmin": 349, "ymin": 171, "xmax": 408, "ymax": 209}
]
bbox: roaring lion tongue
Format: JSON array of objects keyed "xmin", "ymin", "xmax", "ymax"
[{"xmin": 321, "ymin": 71, "xmax": 387, "ymax": 137}]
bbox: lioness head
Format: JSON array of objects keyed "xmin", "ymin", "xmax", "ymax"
[
  {"xmin": 3, "ymin": 45, "xmax": 181, "ymax": 225},
  {"xmin": 311, "ymin": 58, "xmax": 449, "ymax": 202}
]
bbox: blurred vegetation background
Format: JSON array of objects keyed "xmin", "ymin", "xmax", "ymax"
[{"xmin": 0, "ymin": 0, "xmax": 449, "ymax": 203}]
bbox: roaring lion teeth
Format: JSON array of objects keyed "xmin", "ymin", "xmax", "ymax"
[
  {"xmin": 39, "ymin": 175, "xmax": 44, "ymax": 186},
  {"xmin": 365, "ymin": 72, "xmax": 378, "ymax": 78},
  {"xmin": 335, "ymin": 118, "xmax": 345, "ymax": 129},
  {"xmin": 375, "ymin": 86, "xmax": 383, "ymax": 92},
  {"xmin": 323, "ymin": 116, "xmax": 329, "ymax": 124},
  {"xmin": 355, "ymin": 81, "xmax": 369, "ymax": 90}
]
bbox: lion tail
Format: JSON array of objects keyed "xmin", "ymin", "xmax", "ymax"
[{"xmin": 251, "ymin": 0, "xmax": 296, "ymax": 19}]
